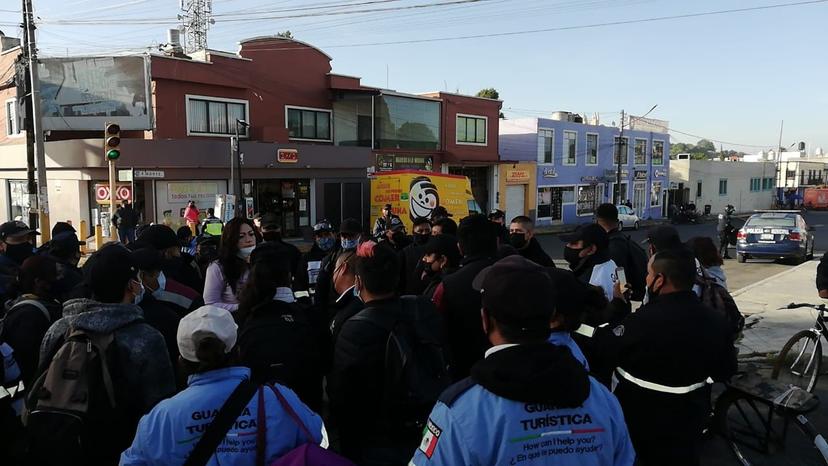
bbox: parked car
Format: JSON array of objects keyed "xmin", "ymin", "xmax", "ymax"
[
  {"xmin": 617, "ymin": 205, "xmax": 640, "ymax": 230},
  {"xmin": 736, "ymin": 211, "xmax": 815, "ymax": 264}
]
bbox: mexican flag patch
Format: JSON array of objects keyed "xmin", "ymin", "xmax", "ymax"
[{"xmin": 419, "ymin": 419, "xmax": 442, "ymax": 459}]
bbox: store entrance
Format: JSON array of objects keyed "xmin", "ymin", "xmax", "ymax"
[{"xmin": 250, "ymin": 179, "xmax": 311, "ymax": 237}]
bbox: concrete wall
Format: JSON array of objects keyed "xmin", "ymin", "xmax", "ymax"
[{"xmin": 671, "ymin": 160, "xmax": 775, "ymax": 214}]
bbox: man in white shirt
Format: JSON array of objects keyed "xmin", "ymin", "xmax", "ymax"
[{"xmin": 560, "ymin": 224, "xmax": 618, "ymax": 301}]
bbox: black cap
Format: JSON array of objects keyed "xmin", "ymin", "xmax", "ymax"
[
  {"xmin": 51, "ymin": 231, "xmax": 86, "ymax": 248},
  {"xmin": 559, "ymin": 223, "xmax": 609, "ymax": 250},
  {"xmin": 643, "ymin": 225, "xmax": 682, "ymax": 251},
  {"xmin": 0, "ymin": 221, "xmax": 39, "ymax": 241},
  {"xmin": 340, "ymin": 218, "xmax": 362, "ymax": 235},
  {"xmin": 250, "ymin": 242, "xmax": 292, "ymax": 274},
  {"xmin": 138, "ymin": 224, "xmax": 178, "ymax": 250},
  {"xmin": 488, "ymin": 209, "xmax": 505, "ymax": 220},
  {"xmin": 88, "ymin": 245, "xmax": 138, "ymax": 300},
  {"xmin": 432, "ymin": 206, "xmax": 452, "ymax": 218},
  {"xmin": 472, "ymin": 255, "xmax": 556, "ymax": 330},
  {"xmin": 261, "ymin": 213, "xmax": 280, "ymax": 230},
  {"xmin": 383, "ymin": 203, "xmax": 393, "ymax": 210},
  {"xmin": 389, "ymin": 217, "xmax": 405, "ymax": 231},
  {"xmin": 131, "ymin": 247, "xmax": 163, "ymax": 271},
  {"xmin": 313, "ymin": 220, "xmax": 333, "ymax": 234},
  {"xmin": 52, "ymin": 222, "xmax": 77, "ymax": 237},
  {"xmin": 423, "ymin": 234, "xmax": 461, "ymax": 264},
  {"xmin": 595, "ymin": 203, "xmax": 618, "ymax": 222}
]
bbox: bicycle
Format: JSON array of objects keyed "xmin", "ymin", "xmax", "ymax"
[{"xmin": 771, "ymin": 303, "xmax": 828, "ymax": 393}]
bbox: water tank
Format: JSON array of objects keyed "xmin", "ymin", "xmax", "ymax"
[
  {"xmin": 570, "ymin": 113, "xmax": 584, "ymax": 123},
  {"xmin": 168, "ymin": 28, "xmax": 182, "ymax": 48},
  {"xmin": 551, "ymin": 111, "xmax": 571, "ymax": 121}
]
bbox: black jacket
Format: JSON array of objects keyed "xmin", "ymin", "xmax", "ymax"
[
  {"xmin": 328, "ymin": 286, "xmax": 364, "ymax": 346},
  {"xmin": 162, "ymin": 255, "xmax": 204, "ymax": 293},
  {"xmin": 592, "ymin": 290, "xmax": 737, "ymax": 466},
  {"xmin": 52, "ymin": 259, "xmax": 84, "ymax": 303},
  {"xmin": 138, "ymin": 295, "xmax": 181, "ymax": 371},
  {"xmin": 398, "ymin": 242, "xmax": 427, "ymax": 295},
  {"xmin": 238, "ymin": 298, "xmax": 329, "ymax": 412},
  {"xmin": 1, "ymin": 295, "xmax": 62, "ymax": 386},
  {"xmin": 518, "ymin": 237, "xmax": 555, "ymax": 267},
  {"xmin": 263, "ymin": 239, "xmax": 307, "ymax": 292},
  {"xmin": 112, "ymin": 205, "xmax": 138, "ymax": 229},
  {"xmin": 436, "ymin": 254, "xmax": 495, "ymax": 380}
]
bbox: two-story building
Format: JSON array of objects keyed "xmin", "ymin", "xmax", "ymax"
[
  {"xmin": 499, "ymin": 114, "xmax": 670, "ymax": 225},
  {"xmin": 0, "ymin": 36, "xmax": 501, "ymax": 236}
]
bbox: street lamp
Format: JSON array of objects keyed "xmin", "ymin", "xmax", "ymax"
[
  {"xmin": 614, "ymin": 104, "xmax": 658, "ymax": 205},
  {"xmin": 234, "ymin": 119, "xmax": 250, "ymax": 215}
]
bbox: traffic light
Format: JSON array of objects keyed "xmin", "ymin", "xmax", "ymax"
[{"xmin": 104, "ymin": 123, "xmax": 121, "ymax": 160}]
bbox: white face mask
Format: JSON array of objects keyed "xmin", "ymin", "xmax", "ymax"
[
  {"xmin": 133, "ymin": 279, "xmax": 145, "ymax": 305},
  {"xmin": 237, "ymin": 245, "xmax": 256, "ymax": 259},
  {"xmin": 153, "ymin": 271, "xmax": 167, "ymax": 299}
]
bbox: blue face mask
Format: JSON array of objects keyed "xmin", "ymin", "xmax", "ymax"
[
  {"xmin": 133, "ymin": 280, "xmax": 145, "ymax": 305},
  {"xmin": 153, "ymin": 271, "xmax": 167, "ymax": 299},
  {"xmin": 318, "ymin": 236, "xmax": 335, "ymax": 252},
  {"xmin": 341, "ymin": 238, "xmax": 358, "ymax": 250}
]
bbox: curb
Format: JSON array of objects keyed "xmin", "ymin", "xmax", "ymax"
[
  {"xmin": 535, "ymin": 218, "xmax": 669, "ymax": 236},
  {"xmin": 731, "ymin": 259, "xmax": 816, "ymax": 298}
]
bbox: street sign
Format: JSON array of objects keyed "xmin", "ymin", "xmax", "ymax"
[
  {"xmin": 117, "ymin": 169, "xmax": 133, "ymax": 182},
  {"xmin": 95, "ymin": 184, "xmax": 132, "ymax": 203},
  {"xmin": 135, "ymin": 169, "xmax": 165, "ymax": 179}
]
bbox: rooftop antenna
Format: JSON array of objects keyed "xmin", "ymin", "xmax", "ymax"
[{"xmin": 179, "ymin": 0, "xmax": 214, "ymax": 53}]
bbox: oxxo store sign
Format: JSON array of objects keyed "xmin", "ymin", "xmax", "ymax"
[{"xmin": 505, "ymin": 168, "xmax": 531, "ymax": 184}]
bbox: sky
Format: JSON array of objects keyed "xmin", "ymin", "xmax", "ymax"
[{"xmin": 1, "ymin": 0, "xmax": 827, "ymax": 153}]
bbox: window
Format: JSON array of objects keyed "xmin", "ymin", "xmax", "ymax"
[
  {"xmin": 286, "ymin": 106, "xmax": 331, "ymax": 141},
  {"xmin": 749, "ymin": 178, "xmax": 761, "ymax": 192},
  {"xmin": 5, "ymin": 99, "xmax": 19, "ymax": 136},
  {"xmin": 374, "ymin": 95, "xmax": 440, "ymax": 150},
  {"xmin": 537, "ymin": 129, "xmax": 553, "ymax": 164},
  {"xmin": 563, "ymin": 131, "xmax": 577, "ymax": 165},
  {"xmin": 696, "ymin": 180, "xmax": 702, "ymax": 198},
  {"xmin": 456, "ymin": 114, "xmax": 487, "ymax": 145},
  {"xmin": 576, "ymin": 185, "xmax": 597, "ymax": 216},
  {"xmin": 634, "ymin": 138, "xmax": 647, "ymax": 165},
  {"xmin": 537, "ymin": 186, "xmax": 572, "ymax": 220},
  {"xmin": 614, "ymin": 136, "xmax": 628, "ymax": 165},
  {"xmin": 763, "ymin": 177, "xmax": 774, "ymax": 190},
  {"xmin": 614, "ymin": 182, "xmax": 628, "ymax": 202},
  {"xmin": 586, "ymin": 133, "xmax": 598, "ymax": 165},
  {"xmin": 651, "ymin": 182, "xmax": 662, "ymax": 207},
  {"xmin": 595, "ymin": 184, "xmax": 605, "ymax": 204},
  {"xmin": 186, "ymin": 95, "xmax": 248, "ymax": 137},
  {"xmin": 719, "ymin": 179, "xmax": 728, "ymax": 196},
  {"xmin": 652, "ymin": 140, "xmax": 665, "ymax": 165}
]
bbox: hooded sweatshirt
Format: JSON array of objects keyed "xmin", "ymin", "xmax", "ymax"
[{"xmin": 409, "ymin": 343, "xmax": 634, "ymax": 465}]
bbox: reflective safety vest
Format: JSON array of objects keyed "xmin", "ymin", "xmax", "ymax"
[{"xmin": 612, "ymin": 367, "xmax": 713, "ymax": 395}]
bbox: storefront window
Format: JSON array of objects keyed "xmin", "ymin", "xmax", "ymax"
[
  {"xmin": 537, "ymin": 186, "xmax": 573, "ymax": 220},
  {"xmin": 333, "ymin": 98, "xmax": 373, "ymax": 147},
  {"xmin": 8, "ymin": 180, "xmax": 28, "ymax": 222},
  {"xmin": 374, "ymin": 96, "xmax": 440, "ymax": 150},
  {"xmin": 651, "ymin": 181, "xmax": 662, "ymax": 207},
  {"xmin": 576, "ymin": 185, "xmax": 597, "ymax": 216},
  {"xmin": 614, "ymin": 136, "xmax": 628, "ymax": 165},
  {"xmin": 652, "ymin": 140, "xmax": 665, "ymax": 165},
  {"xmin": 634, "ymin": 139, "xmax": 647, "ymax": 165}
]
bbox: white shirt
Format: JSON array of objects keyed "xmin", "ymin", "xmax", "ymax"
[
  {"xmin": 484, "ymin": 344, "xmax": 519, "ymax": 358},
  {"xmin": 590, "ymin": 259, "xmax": 619, "ymax": 302}
]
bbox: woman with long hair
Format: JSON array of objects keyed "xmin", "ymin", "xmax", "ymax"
[
  {"xmin": 203, "ymin": 217, "xmax": 260, "ymax": 312},
  {"xmin": 687, "ymin": 236, "xmax": 728, "ymax": 290}
]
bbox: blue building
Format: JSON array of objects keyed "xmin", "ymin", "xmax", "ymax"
[{"xmin": 499, "ymin": 115, "xmax": 670, "ymax": 226}]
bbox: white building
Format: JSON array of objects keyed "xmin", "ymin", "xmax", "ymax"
[{"xmin": 669, "ymin": 159, "xmax": 776, "ymax": 214}]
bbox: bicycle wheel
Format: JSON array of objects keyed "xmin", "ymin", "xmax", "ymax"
[
  {"xmin": 772, "ymin": 330, "xmax": 822, "ymax": 393},
  {"xmin": 714, "ymin": 390, "xmax": 773, "ymax": 466}
]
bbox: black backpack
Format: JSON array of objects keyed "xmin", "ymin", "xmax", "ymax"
[
  {"xmin": 696, "ymin": 269, "xmax": 745, "ymax": 341},
  {"xmin": 351, "ymin": 296, "xmax": 451, "ymax": 433},
  {"xmin": 612, "ymin": 235, "xmax": 648, "ymax": 301},
  {"xmin": 24, "ymin": 322, "xmax": 138, "ymax": 466}
]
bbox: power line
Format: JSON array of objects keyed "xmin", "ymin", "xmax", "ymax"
[{"xmin": 212, "ymin": 0, "xmax": 404, "ymax": 17}]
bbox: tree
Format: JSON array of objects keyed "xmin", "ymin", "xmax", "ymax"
[
  {"xmin": 476, "ymin": 88, "xmax": 504, "ymax": 118},
  {"xmin": 276, "ymin": 30, "xmax": 294, "ymax": 39},
  {"xmin": 696, "ymin": 139, "xmax": 716, "ymax": 152}
]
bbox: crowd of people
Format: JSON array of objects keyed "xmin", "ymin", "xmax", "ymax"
[{"xmin": 0, "ymin": 202, "xmax": 742, "ymax": 466}]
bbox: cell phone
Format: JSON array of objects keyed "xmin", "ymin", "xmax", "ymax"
[
  {"xmin": 615, "ymin": 267, "xmax": 627, "ymax": 289},
  {"xmin": 575, "ymin": 324, "xmax": 595, "ymax": 338}
]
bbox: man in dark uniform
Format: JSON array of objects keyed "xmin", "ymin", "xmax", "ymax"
[
  {"xmin": 398, "ymin": 217, "xmax": 432, "ymax": 295},
  {"xmin": 487, "ymin": 209, "xmax": 509, "ymax": 245},
  {"xmin": 593, "ymin": 248, "xmax": 737, "ymax": 466},
  {"xmin": 303, "ymin": 220, "xmax": 336, "ymax": 296},
  {"xmin": 596, "ymin": 203, "xmax": 648, "ymax": 301},
  {"xmin": 717, "ymin": 204, "xmax": 735, "ymax": 259},
  {"xmin": 508, "ymin": 215, "xmax": 555, "ymax": 267},
  {"xmin": 372, "ymin": 203, "xmax": 401, "ymax": 240}
]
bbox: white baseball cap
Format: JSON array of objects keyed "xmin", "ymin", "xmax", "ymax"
[{"xmin": 176, "ymin": 305, "xmax": 238, "ymax": 363}]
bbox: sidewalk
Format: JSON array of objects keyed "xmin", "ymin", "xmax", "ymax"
[
  {"xmin": 732, "ymin": 260, "xmax": 821, "ymax": 358},
  {"xmin": 535, "ymin": 217, "xmax": 669, "ymax": 235}
]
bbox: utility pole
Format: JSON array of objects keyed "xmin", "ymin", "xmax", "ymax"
[
  {"xmin": 775, "ymin": 120, "xmax": 784, "ymax": 205},
  {"xmin": 614, "ymin": 109, "xmax": 625, "ymax": 204},
  {"xmin": 22, "ymin": 0, "xmax": 50, "ymax": 241},
  {"xmin": 17, "ymin": 25, "xmax": 37, "ymax": 229}
]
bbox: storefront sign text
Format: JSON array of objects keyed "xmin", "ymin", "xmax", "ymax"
[
  {"xmin": 580, "ymin": 176, "xmax": 599, "ymax": 184},
  {"xmin": 135, "ymin": 170, "xmax": 165, "ymax": 179},
  {"xmin": 505, "ymin": 169, "xmax": 530, "ymax": 183},
  {"xmin": 167, "ymin": 182, "xmax": 220, "ymax": 203},
  {"xmin": 95, "ymin": 184, "xmax": 132, "ymax": 203},
  {"xmin": 376, "ymin": 154, "xmax": 434, "ymax": 172},
  {"xmin": 542, "ymin": 168, "xmax": 558, "ymax": 178},
  {"xmin": 277, "ymin": 149, "xmax": 299, "ymax": 163},
  {"xmin": 654, "ymin": 170, "xmax": 666, "ymax": 178},
  {"xmin": 634, "ymin": 170, "xmax": 648, "ymax": 180}
]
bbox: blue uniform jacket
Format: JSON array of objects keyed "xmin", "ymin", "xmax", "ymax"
[
  {"xmin": 410, "ymin": 377, "xmax": 634, "ymax": 466},
  {"xmin": 120, "ymin": 366, "xmax": 326, "ymax": 466},
  {"xmin": 548, "ymin": 332, "xmax": 589, "ymax": 370}
]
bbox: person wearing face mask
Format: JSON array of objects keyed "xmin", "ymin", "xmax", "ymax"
[
  {"xmin": 487, "ymin": 209, "xmax": 509, "ymax": 245},
  {"xmin": 0, "ymin": 221, "xmax": 38, "ymax": 305},
  {"xmin": 398, "ymin": 217, "xmax": 432, "ymax": 295},
  {"xmin": 131, "ymin": 248, "xmax": 183, "ymax": 371},
  {"xmin": 260, "ymin": 213, "xmax": 307, "ymax": 293},
  {"xmin": 303, "ymin": 220, "xmax": 337, "ymax": 296},
  {"xmin": 508, "ymin": 216, "xmax": 555, "ymax": 267},
  {"xmin": 560, "ymin": 224, "xmax": 618, "ymax": 302},
  {"xmin": 592, "ymin": 248, "xmax": 737, "ymax": 466},
  {"xmin": 372, "ymin": 203, "xmax": 401, "ymax": 240},
  {"xmin": 327, "ymin": 251, "xmax": 362, "ymax": 344},
  {"xmin": 138, "ymin": 224, "xmax": 204, "ymax": 293},
  {"xmin": 203, "ymin": 218, "xmax": 260, "ymax": 312},
  {"xmin": 315, "ymin": 218, "xmax": 362, "ymax": 308},
  {"xmin": 381, "ymin": 217, "xmax": 411, "ymax": 252},
  {"xmin": 34, "ymin": 245, "xmax": 175, "ymax": 466},
  {"xmin": 421, "ymin": 233, "xmax": 460, "ymax": 301},
  {"xmin": 44, "ymin": 223, "xmax": 85, "ymax": 302}
]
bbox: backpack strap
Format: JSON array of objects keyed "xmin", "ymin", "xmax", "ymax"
[
  {"xmin": 438, "ymin": 377, "xmax": 477, "ymax": 408},
  {"xmin": 184, "ymin": 379, "xmax": 257, "ymax": 466},
  {"xmin": 9, "ymin": 300, "xmax": 51, "ymax": 324},
  {"xmin": 268, "ymin": 383, "xmax": 315, "ymax": 444}
]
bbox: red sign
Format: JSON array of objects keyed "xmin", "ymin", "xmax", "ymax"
[
  {"xmin": 95, "ymin": 184, "xmax": 132, "ymax": 202},
  {"xmin": 277, "ymin": 149, "xmax": 299, "ymax": 163}
]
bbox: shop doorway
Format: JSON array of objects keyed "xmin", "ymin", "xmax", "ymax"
[
  {"xmin": 633, "ymin": 181, "xmax": 647, "ymax": 217},
  {"xmin": 505, "ymin": 185, "xmax": 525, "ymax": 222},
  {"xmin": 449, "ymin": 166, "xmax": 489, "ymax": 212},
  {"xmin": 323, "ymin": 182, "xmax": 364, "ymax": 229},
  {"xmin": 251, "ymin": 179, "xmax": 311, "ymax": 237}
]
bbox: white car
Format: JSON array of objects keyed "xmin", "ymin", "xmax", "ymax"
[{"xmin": 616, "ymin": 205, "xmax": 640, "ymax": 230}]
